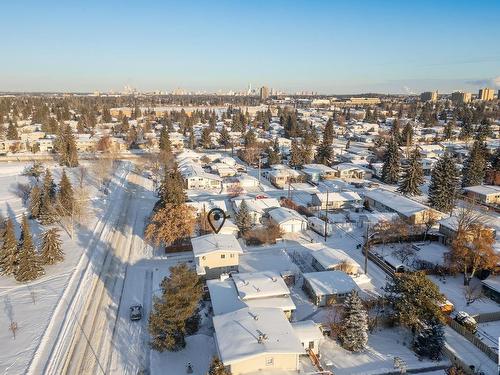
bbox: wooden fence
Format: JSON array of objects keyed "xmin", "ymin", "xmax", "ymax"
[{"xmin": 447, "ymin": 318, "xmax": 498, "ymax": 363}]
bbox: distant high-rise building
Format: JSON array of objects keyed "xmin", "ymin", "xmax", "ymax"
[
  {"xmin": 478, "ymin": 87, "xmax": 494, "ymax": 101},
  {"xmin": 260, "ymin": 86, "xmax": 270, "ymax": 101},
  {"xmin": 451, "ymin": 91, "xmax": 471, "ymax": 104},
  {"xmin": 420, "ymin": 91, "xmax": 438, "ymax": 102}
]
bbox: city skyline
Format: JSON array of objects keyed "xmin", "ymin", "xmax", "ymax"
[{"xmin": 1, "ymin": 0, "xmax": 499, "ymax": 93}]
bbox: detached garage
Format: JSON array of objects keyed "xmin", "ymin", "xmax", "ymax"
[{"xmin": 269, "ymin": 207, "xmax": 308, "ymax": 233}]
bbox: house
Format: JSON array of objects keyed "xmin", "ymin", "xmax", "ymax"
[
  {"xmin": 75, "ymin": 134, "xmax": 98, "ymax": 152},
  {"xmin": 331, "ymin": 163, "xmax": 373, "ymax": 180},
  {"xmin": 364, "ymin": 189, "xmax": 442, "ymax": 225},
  {"xmin": 207, "ymin": 271, "xmax": 296, "ymax": 319},
  {"xmin": 191, "ymin": 234, "xmax": 243, "ymax": 279},
  {"xmin": 211, "ymin": 163, "xmax": 238, "ymax": 177},
  {"xmin": 481, "ymin": 277, "xmax": 500, "ymax": 303},
  {"xmin": 302, "ymin": 270, "xmax": 358, "ymax": 306},
  {"xmin": 179, "ymin": 161, "xmax": 223, "ymax": 190},
  {"xmin": 302, "ymin": 164, "xmax": 336, "ymax": 183},
  {"xmin": 463, "ymin": 185, "xmax": 500, "ymax": 205},
  {"xmin": 311, "ymin": 247, "xmax": 360, "ymax": 274},
  {"xmin": 291, "ymin": 320, "xmax": 323, "ymax": 355},
  {"xmin": 213, "ymin": 307, "xmax": 304, "ymax": 375},
  {"xmin": 233, "ymin": 197, "xmax": 281, "ymax": 225},
  {"xmin": 267, "ymin": 166, "xmax": 303, "ymax": 188},
  {"xmin": 268, "ymin": 207, "xmax": 308, "ymax": 233},
  {"xmin": 438, "ymin": 215, "xmax": 498, "ymax": 246},
  {"xmin": 311, "ymin": 191, "xmax": 362, "ymax": 210}
]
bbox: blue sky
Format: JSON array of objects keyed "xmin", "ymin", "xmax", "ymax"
[{"xmin": 1, "ymin": 0, "xmax": 499, "ymax": 93}]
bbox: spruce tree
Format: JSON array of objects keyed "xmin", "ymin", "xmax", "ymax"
[
  {"xmin": 428, "ymin": 153, "xmax": 459, "ymax": 213},
  {"xmin": 42, "ymin": 168, "xmax": 56, "ymax": 200},
  {"xmin": 461, "ymin": 140, "xmax": 487, "ymax": 187},
  {"xmin": 398, "ymin": 148, "xmax": 424, "ymax": 196},
  {"xmin": 40, "ymin": 169, "xmax": 57, "ymax": 224},
  {"xmin": 149, "ymin": 264, "xmax": 202, "ymax": 351},
  {"xmin": 16, "ymin": 215, "xmax": 45, "ymax": 282},
  {"xmin": 6, "ymin": 121, "xmax": 19, "ymax": 140},
  {"xmin": 413, "ymin": 320, "xmax": 445, "ymax": 360},
  {"xmin": 381, "ymin": 138, "xmax": 401, "ymax": 184},
  {"xmin": 339, "ymin": 291, "xmax": 368, "ymax": 352},
  {"xmin": 29, "ymin": 184, "xmax": 43, "ymax": 219},
  {"xmin": 200, "ymin": 127, "xmax": 212, "ymax": 149},
  {"xmin": 315, "ymin": 119, "xmax": 334, "ymax": 165},
  {"xmin": 58, "ymin": 169, "xmax": 74, "ymax": 214},
  {"xmin": 62, "ymin": 124, "xmax": 79, "ymax": 167},
  {"xmin": 0, "ymin": 218, "xmax": 18, "ymax": 276},
  {"xmin": 289, "ymin": 139, "xmax": 304, "ymax": 168},
  {"xmin": 40, "ymin": 228, "xmax": 64, "ymax": 265},
  {"xmin": 401, "ymin": 122, "xmax": 414, "ymax": 146},
  {"xmin": 159, "ymin": 126, "xmax": 172, "ymax": 154},
  {"xmin": 219, "ymin": 126, "xmax": 231, "ymax": 150},
  {"xmin": 157, "ymin": 166, "xmax": 186, "ymax": 207},
  {"xmin": 235, "ymin": 200, "xmax": 252, "ymax": 235}
]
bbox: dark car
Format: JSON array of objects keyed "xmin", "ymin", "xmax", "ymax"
[{"xmin": 130, "ymin": 304, "xmax": 143, "ymax": 321}]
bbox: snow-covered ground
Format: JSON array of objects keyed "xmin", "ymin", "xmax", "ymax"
[
  {"xmin": 320, "ymin": 327, "xmax": 449, "ymax": 375},
  {"xmin": 0, "ymin": 161, "xmax": 114, "ymax": 375}
]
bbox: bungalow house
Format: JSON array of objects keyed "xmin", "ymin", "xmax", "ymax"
[
  {"xmin": 290, "ymin": 321, "xmax": 323, "ymax": 355},
  {"xmin": 331, "ymin": 163, "xmax": 373, "ymax": 180},
  {"xmin": 269, "ymin": 207, "xmax": 308, "ymax": 233},
  {"xmin": 364, "ymin": 189, "xmax": 442, "ymax": 225},
  {"xmin": 463, "ymin": 185, "xmax": 500, "ymax": 205},
  {"xmin": 191, "ymin": 233, "xmax": 243, "ymax": 279},
  {"xmin": 302, "ymin": 164, "xmax": 336, "ymax": 183},
  {"xmin": 302, "ymin": 270, "xmax": 358, "ymax": 306},
  {"xmin": 213, "ymin": 307, "xmax": 304, "ymax": 375},
  {"xmin": 311, "ymin": 247, "xmax": 361, "ymax": 275},
  {"xmin": 233, "ymin": 197, "xmax": 281, "ymax": 225},
  {"xmin": 311, "ymin": 191, "xmax": 362, "ymax": 210},
  {"xmin": 207, "ymin": 271, "xmax": 296, "ymax": 319},
  {"xmin": 439, "ymin": 215, "xmax": 498, "ymax": 246},
  {"xmin": 268, "ymin": 166, "xmax": 303, "ymax": 189}
]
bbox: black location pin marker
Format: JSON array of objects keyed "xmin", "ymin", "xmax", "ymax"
[{"xmin": 207, "ymin": 208, "xmax": 227, "ymax": 234}]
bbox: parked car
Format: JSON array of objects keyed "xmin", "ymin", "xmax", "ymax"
[
  {"xmin": 454, "ymin": 311, "xmax": 477, "ymax": 334},
  {"xmin": 130, "ymin": 304, "xmax": 143, "ymax": 321}
]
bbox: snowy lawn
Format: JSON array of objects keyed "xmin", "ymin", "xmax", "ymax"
[
  {"xmin": 0, "ymin": 161, "xmax": 124, "ymax": 374},
  {"xmin": 320, "ymin": 327, "xmax": 449, "ymax": 375},
  {"xmin": 150, "ymin": 334, "xmax": 216, "ymax": 375},
  {"xmin": 372, "ymin": 241, "xmax": 447, "ymax": 269},
  {"xmin": 430, "ymin": 275, "xmax": 500, "ymax": 315}
]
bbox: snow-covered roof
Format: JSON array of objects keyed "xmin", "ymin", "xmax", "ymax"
[
  {"xmin": 213, "ymin": 307, "xmax": 304, "ymax": 365},
  {"xmin": 303, "ymin": 270, "xmax": 357, "ymax": 296},
  {"xmin": 463, "ymin": 185, "xmax": 500, "ymax": 197},
  {"xmin": 313, "ymin": 191, "xmax": 361, "ymax": 203},
  {"xmin": 232, "ymin": 271, "xmax": 290, "ymax": 300},
  {"xmin": 311, "ymin": 247, "xmax": 359, "ymax": 271},
  {"xmin": 302, "ymin": 163, "xmax": 335, "ymax": 173},
  {"xmin": 269, "ymin": 207, "xmax": 307, "ymax": 225},
  {"xmin": 291, "ymin": 320, "xmax": 323, "ymax": 343},
  {"xmin": 186, "ymin": 199, "xmax": 227, "ymax": 214},
  {"xmin": 233, "ymin": 197, "xmax": 280, "ymax": 214},
  {"xmin": 364, "ymin": 189, "xmax": 431, "ymax": 217},
  {"xmin": 191, "ymin": 234, "xmax": 243, "ymax": 257}
]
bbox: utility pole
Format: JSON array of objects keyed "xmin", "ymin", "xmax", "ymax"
[
  {"xmin": 323, "ymin": 190, "xmax": 329, "ymax": 242},
  {"xmin": 258, "ymin": 155, "xmax": 261, "ymax": 187},
  {"xmin": 364, "ymin": 225, "xmax": 369, "ymax": 274}
]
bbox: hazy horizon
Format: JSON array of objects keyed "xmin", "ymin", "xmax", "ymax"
[{"xmin": 1, "ymin": 0, "xmax": 499, "ymax": 94}]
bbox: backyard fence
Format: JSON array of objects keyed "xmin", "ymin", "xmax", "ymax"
[{"xmin": 447, "ymin": 318, "xmax": 498, "ymax": 363}]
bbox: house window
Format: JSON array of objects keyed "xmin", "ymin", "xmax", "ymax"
[
  {"xmin": 230, "ymin": 254, "xmax": 234, "ymax": 258},
  {"xmin": 265, "ymin": 357, "xmax": 274, "ymax": 366},
  {"xmin": 202, "ymin": 256, "xmax": 206, "ymax": 260},
  {"xmin": 309, "ymin": 341, "xmax": 315, "ymax": 349},
  {"xmin": 221, "ymin": 254, "xmax": 226, "ymax": 259}
]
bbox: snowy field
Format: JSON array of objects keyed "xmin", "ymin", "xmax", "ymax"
[
  {"xmin": 0, "ymin": 161, "xmax": 127, "ymax": 375},
  {"xmin": 372, "ymin": 241, "xmax": 447, "ymax": 269},
  {"xmin": 320, "ymin": 327, "xmax": 449, "ymax": 375}
]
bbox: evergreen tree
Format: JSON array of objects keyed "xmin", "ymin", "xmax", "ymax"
[
  {"xmin": 289, "ymin": 139, "xmax": 304, "ymax": 168},
  {"xmin": 42, "ymin": 168, "xmax": 56, "ymax": 200},
  {"xmin": 40, "ymin": 228, "xmax": 64, "ymax": 265},
  {"xmin": 461, "ymin": 140, "xmax": 487, "ymax": 187},
  {"xmin": 339, "ymin": 291, "xmax": 368, "ymax": 352},
  {"xmin": 58, "ymin": 124, "xmax": 79, "ymax": 167},
  {"xmin": 428, "ymin": 153, "xmax": 459, "ymax": 213},
  {"xmin": 398, "ymin": 148, "xmax": 424, "ymax": 196},
  {"xmin": 0, "ymin": 218, "xmax": 18, "ymax": 276},
  {"xmin": 39, "ymin": 169, "xmax": 57, "ymax": 224},
  {"xmin": 149, "ymin": 264, "xmax": 202, "ymax": 351},
  {"xmin": 157, "ymin": 166, "xmax": 186, "ymax": 207},
  {"xmin": 235, "ymin": 200, "xmax": 252, "ymax": 235},
  {"xmin": 29, "ymin": 184, "xmax": 43, "ymax": 219},
  {"xmin": 58, "ymin": 169, "xmax": 74, "ymax": 214},
  {"xmin": 413, "ymin": 320, "xmax": 445, "ymax": 360},
  {"xmin": 159, "ymin": 126, "xmax": 172, "ymax": 154},
  {"xmin": 443, "ymin": 119, "xmax": 454, "ymax": 140},
  {"xmin": 16, "ymin": 215, "xmax": 45, "ymax": 282},
  {"xmin": 188, "ymin": 131, "xmax": 196, "ymax": 150},
  {"xmin": 6, "ymin": 121, "xmax": 19, "ymax": 140},
  {"xmin": 381, "ymin": 138, "xmax": 401, "ymax": 184},
  {"xmin": 219, "ymin": 126, "xmax": 231, "ymax": 150},
  {"xmin": 401, "ymin": 122, "xmax": 414, "ymax": 146},
  {"xmin": 208, "ymin": 357, "xmax": 230, "ymax": 375},
  {"xmin": 200, "ymin": 127, "xmax": 212, "ymax": 149},
  {"xmin": 315, "ymin": 119, "xmax": 334, "ymax": 165},
  {"xmin": 267, "ymin": 143, "xmax": 281, "ymax": 166}
]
